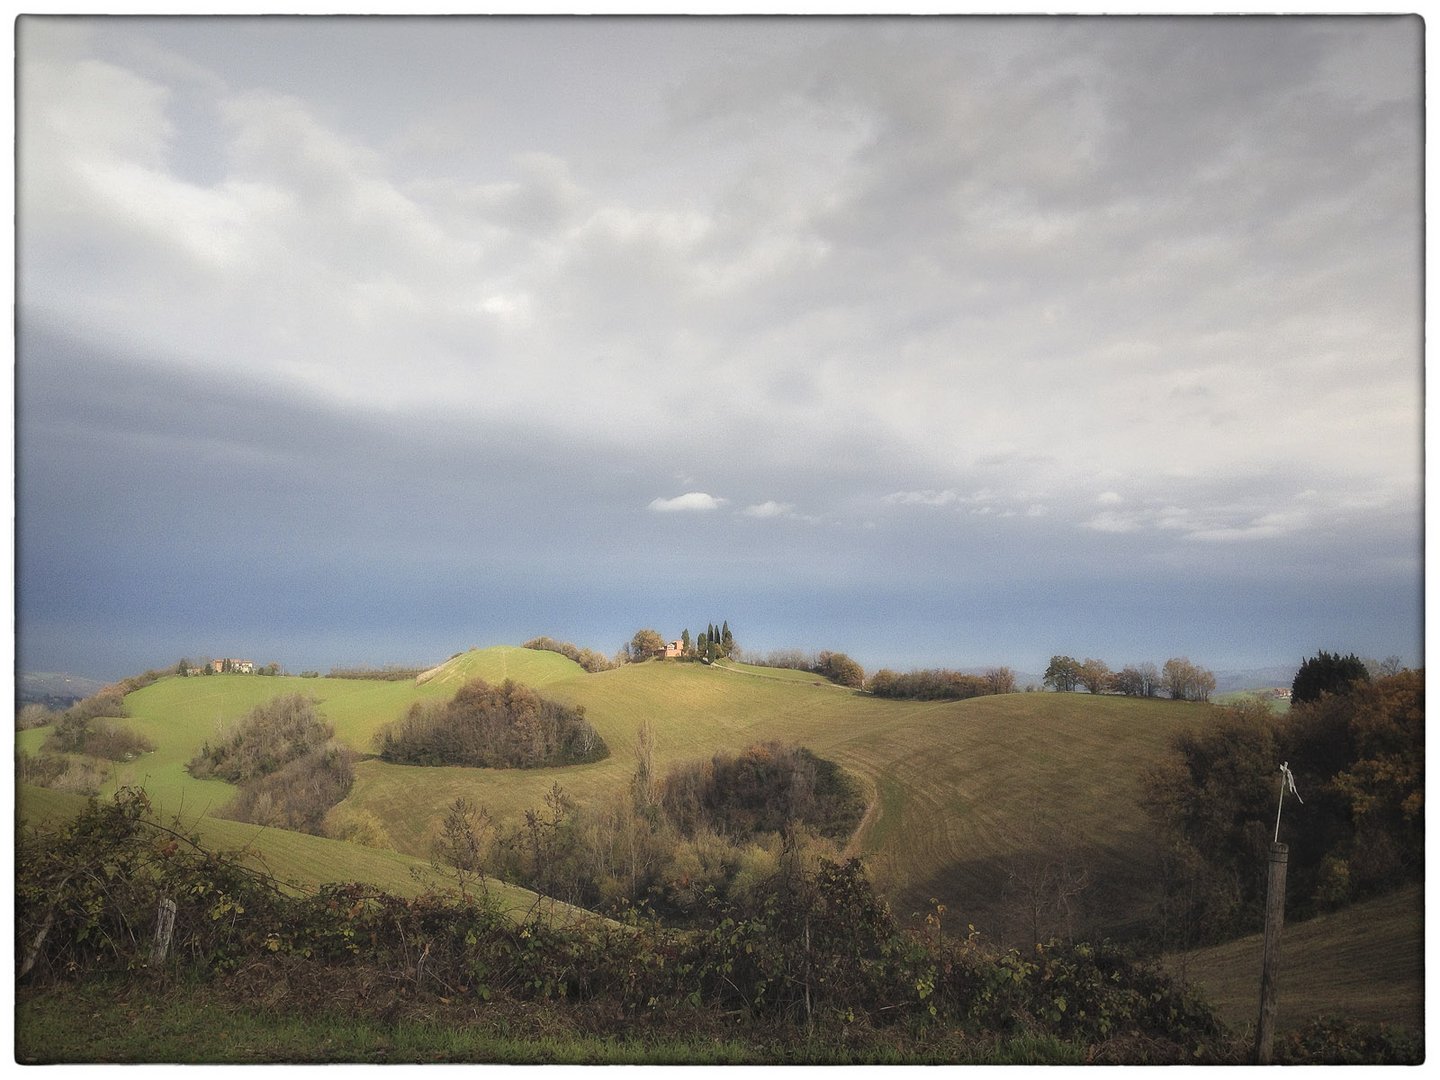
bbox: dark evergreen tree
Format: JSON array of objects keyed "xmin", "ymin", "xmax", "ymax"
[
  {"xmin": 681, "ymin": 628, "xmax": 691, "ymax": 656},
  {"xmin": 721, "ymin": 621, "xmax": 733, "ymax": 656},
  {"xmin": 1292, "ymin": 651, "xmax": 1371, "ymax": 705}
]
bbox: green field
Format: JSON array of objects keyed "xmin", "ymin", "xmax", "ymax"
[{"xmin": 17, "ymin": 648, "xmax": 1207, "ymax": 940}]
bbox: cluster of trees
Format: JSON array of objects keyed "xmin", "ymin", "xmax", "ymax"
[
  {"xmin": 1291, "ymin": 650, "xmax": 1371, "ymax": 704},
  {"xmin": 186, "ymin": 694, "xmax": 356, "ymax": 836},
  {"xmin": 521, "ymin": 637, "xmax": 616, "ymax": 673},
  {"xmin": 188, "ymin": 694, "xmax": 333, "ymax": 784},
  {"xmin": 750, "ymin": 649, "xmax": 868, "ymax": 689},
  {"xmin": 659, "ymin": 741, "xmax": 866, "ymax": 843},
  {"xmin": 324, "ymin": 666, "xmax": 419, "ymax": 681},
  {"xmin": 35, "ymin": 687, "xmax": 154, "ymax": 765},
  {"xmin": 1144, "ymin": 661, "xmax": 1422, "ymax": 949},
  {"xmin": 1044, "ymin": 656, "xmax": 1215, "ymax": 701},
  {"xmin": 867, "ymin": 666, "xmax": 1016, "ymax": 701},
  {"xmin": 376, "ymin": 679, "xmax": 608, "ymax": 769},
  {"xmin": 627, "ymin": 621, "xmax": 736, "ymax": 663},
  {"xmin": 178, "ymin": 659, "xmax": 284, "ymax": 677},
  {"xmin": 429, "ymin": 740, "xmax": 867, "ymax": 924}
]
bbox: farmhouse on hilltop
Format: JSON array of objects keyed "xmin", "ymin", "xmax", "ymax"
[
  {"xmin": 209, "ymin": 658, "xmax": 255, "ymax": 674},
  {"xmin": 664, "ymin": 640, "xmax": 684, "ymax": 658}
]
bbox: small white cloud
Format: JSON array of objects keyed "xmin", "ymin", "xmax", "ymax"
[
  {"xmin": 884, "ymin": 488, "xmax": 958, "ymax": 506},
  {"xmin": 1026, "ymin": 504, "xmax": 1049, "ymax": 517},
  {"xmin": 742, "ymin": 500, "xmax": 794, "ymax": 518},
  {"xmin": 648, "ymin": 492, "xmax": 725, "ymax": 513},
  {"xmin": 1097, "ymin": 491, "xmax": 1123, "ymax": 505},
  {"xmin": 1084, "ymin": 511, "xmax": 1142, "ymax": 534},
  {"xmin": 1186, "ymin": 523, "xmax": 1285, "ymax": 543}
]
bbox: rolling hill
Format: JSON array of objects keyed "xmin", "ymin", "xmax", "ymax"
[
  {"xmin": 17, "ymin": 646, "xmax": 1423, "ymax": 1035},
  {"xmin": 16, "ymin": 647, "xmax": 1204, "ymax": 942}
]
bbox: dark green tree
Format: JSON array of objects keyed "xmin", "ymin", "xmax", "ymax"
[
  {"xmin": 721, "ymin": 621, "xmax": 734, "ymax": 657},
  {"xmin": 1292, "ymin": 651, "xmax": 1371, "ymax": 705},
  {"xmin": 681, "ymin": 628, "xmax": 691, "ymax": 656}
]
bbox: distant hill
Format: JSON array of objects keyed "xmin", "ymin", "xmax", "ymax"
[
  {"xmin": 16, "ymin": 671, "xmax": 108, "ymax": 710},
  {"xmin": 1212, "ymin": 666, "xmax": 1299, "ymax": 694}
]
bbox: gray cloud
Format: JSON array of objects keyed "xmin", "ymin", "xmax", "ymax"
[{"xmin": 15, "ymin": 15, "xmax": 1423, "ymax": 678}]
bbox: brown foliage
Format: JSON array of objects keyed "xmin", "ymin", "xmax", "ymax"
[
  {"xmin": 188, "ymin": 694, "xmax": 332, "ymax": 783},
  {"xmin": 376, "ymin": 679, "xmax": 607, "ymax": 768},
  {"xmin": 659, "ymin": 741, "xmax": 865, "ymax": 842}
]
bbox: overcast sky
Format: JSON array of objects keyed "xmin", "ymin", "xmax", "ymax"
[{"xmin": 16, "ymin": 15, "xmax": 1424, "ymax": 681}]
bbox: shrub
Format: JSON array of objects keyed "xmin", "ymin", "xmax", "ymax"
[
  {"xmin": 866, "ymin": 668, "xmax": 991, "ymax": 700},
  {"xmin": 376, "ymin": 679, "xmax": 607, "ymax": 769},
  {"xmin": 522, "ymin": 636, "xmax": 616, "ymax": 672},
  {"xmin": 815, "ymin": 651, "xmax": 865, "ymax": 688},
  {"xmin": 80, "ymin": 722, "xmax": 155, "ymax": 762},
  {"xmin": 188, "ymin": 694, "xmax": 332, "ymax": 783},
  {"xmin": 42, "ymin": 709, "xmax": 153, "ymax": 762},
  {"xmin": 16, "ymin": 703, "xmax": 54, "ymax": 730},
  {"xmin": 325, "ymin": 666, "xmax": 424, "ymax": 681},
  {"xmin": 16, "ymin": 751, "xmax": 108, "ymax": 795},
  {"xmin": 660, "ymin": 742, "xmax": 865, "ymax": 843},
  {"xmin": 1274, "ymin": 1017, "xmax": 1423, "ymax": 1065},
  {"xmin": 61, "ymin": 689, "xmax": 128, "ymax": 724},
  {"xmin": 219, "ymin": 746, "xmax": 357, "ymax": 835}
]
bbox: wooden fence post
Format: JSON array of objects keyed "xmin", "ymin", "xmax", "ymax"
[
  {"xmin": 150, "ymin": 897, "xmax": 178, "ymax": 967},
  {"xmin": 1253, "ymin": 842, "xmax": 1288, "ymax": 1064}
]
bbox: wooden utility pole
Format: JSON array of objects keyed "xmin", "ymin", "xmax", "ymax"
[{"xmin": 1253, "ymin": 842, "xmax": 1289, "ymax": 1064}]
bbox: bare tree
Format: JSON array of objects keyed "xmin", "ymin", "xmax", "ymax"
[{"xmin": 432, "ymin": 797, "xmax": 494, "ymax": 899}]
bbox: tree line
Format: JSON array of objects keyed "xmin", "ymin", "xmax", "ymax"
[
  {"xmin": 1043, "ymin": 656, "xmax": 1216, "ymax": 701},
  {"xmin": 521, "ymin": 637, "xmax": 617, "ymax": 673}
]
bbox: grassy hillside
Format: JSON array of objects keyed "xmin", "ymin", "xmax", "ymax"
[
  {"xmin": 1167, "ymin": 885, "xmax": 1423, "ymax": 1034},
  {"xmin": 15, "ymin": 784, "xmax": 586, "ymax": 922},
  {"xmin": 21, "ymin": 650, "xmax": 1209, "ymax": 940}
]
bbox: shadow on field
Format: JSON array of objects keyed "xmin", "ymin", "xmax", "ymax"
[{"xmin": 894, "ymin": 846, "xmax": 1161, "ymax": 950}]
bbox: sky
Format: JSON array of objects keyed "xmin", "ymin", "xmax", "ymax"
[{"xmin": 14, "ymin": 14, "xmax": 1425, "ymax": 682}]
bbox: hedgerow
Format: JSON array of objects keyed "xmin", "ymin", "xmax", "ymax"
[{"xmin": 16, "ymin": 789, "xmax": 1245, "ymax": 1063}]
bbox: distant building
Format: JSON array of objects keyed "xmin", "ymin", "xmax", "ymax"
[
  {"xmin": 664, "ymin": 640, "xmax": 685, "ymax": 658},
  {"xmin": 211, "ymin": 658, "xmax": 256, "ymax": 674}
]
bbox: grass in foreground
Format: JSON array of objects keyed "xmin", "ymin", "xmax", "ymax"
[
  {"xmin": 14, "ymin": 977, "xmax": 1093, "ymax": 1065},
  {"xmin": 1166, "ymin": 884, "xmax": 1424, "ymax": 1034}
]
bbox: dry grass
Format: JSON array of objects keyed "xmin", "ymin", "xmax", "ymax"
[{"xmin": 1166, "ymin": 884, "xmax": 1424, "ymax": 1034}]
